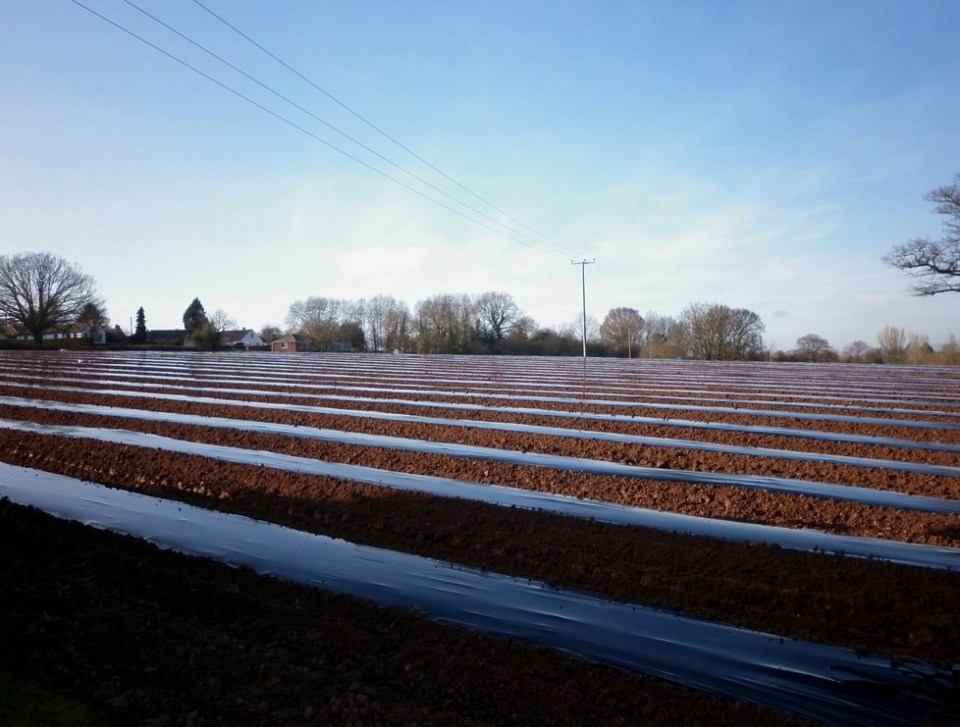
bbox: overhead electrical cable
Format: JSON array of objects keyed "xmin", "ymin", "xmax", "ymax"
[
  {"xmin": 66, "ymin": 1, "xmax": 543, "ymax": 252},
  {"xmin": 119, "ymin": 0, "xmax": 560, "ymax": 256},
  {"xmin": 189, "ymin": 0, "xmax": 578, "ymax": 257},
  {"xmin": 593, "ymin": 262, "xmax": 628, "ymax": 316},
  {"xmin": 66, "ymin": 0, "xmax": 562, "ymax": 254}
]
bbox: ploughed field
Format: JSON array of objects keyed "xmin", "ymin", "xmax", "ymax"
[{"xmin": 2, "ymin": 350, "xmax": 959, "ymax": 725}]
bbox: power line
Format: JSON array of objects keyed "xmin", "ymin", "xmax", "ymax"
[
  {"xmin": 117, "ymin": 0, "xmax": 563, "ymax": 257},
  {"xmin": 66, "ymin": 0, "xmax": 583, "ymax": 259},
  {"xmin": 65, "ymin": 0, "xmax": 558, "ymax": 254},
  {"xmin": 190, "ymin": 0, "xmax": 576, "ymax": 257}
]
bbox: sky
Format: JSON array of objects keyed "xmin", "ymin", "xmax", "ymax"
[{"xmin": 1, "ymin": 0, "xmax": 958, "ymax": 351}]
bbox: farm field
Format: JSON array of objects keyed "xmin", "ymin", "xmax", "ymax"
[{"xmin": 1, "ymin": 350, "xmax": 959, "ymax": 725}]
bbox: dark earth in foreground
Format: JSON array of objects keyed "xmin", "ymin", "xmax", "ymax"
[{"xmin": 2, "ymin": 498, "xmax": 809, "ymax": 726}]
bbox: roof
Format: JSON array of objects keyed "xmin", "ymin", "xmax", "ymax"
[
  {"xmin": 220, "ymin": 329, "xmax": 253, "ymax": 344},
  {"xmin": 272, "ymin": 333, "xmax": 309, "ymax": 343},
  {"xmin": 149, "ymin": 329, "xmax": 187, "ymax": 342}
]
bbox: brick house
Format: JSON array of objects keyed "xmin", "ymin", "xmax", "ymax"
[{"xmin": 270, "ymin": 334, "xmax": 315, "ymax": 353}]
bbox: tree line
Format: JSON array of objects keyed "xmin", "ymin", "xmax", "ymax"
[
  {"xmin": 268, "ymin": 294, "xmax": 959, "ymax": 364},
  {"xmin": 271, "ymin": 292, "xmax": 769, "ymax": 359},
  {"xmin": 1, "ymin": 251, "xmax": 957, "ymax": 364},
  {"xmin": 2, "ymin": 169, "xmax": 958, "ymax": 361}
]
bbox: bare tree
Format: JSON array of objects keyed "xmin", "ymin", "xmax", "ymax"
[
  {"xmin": 503, "ymin": 315, "xmax": 537, "ymax": 354},
  {"xmin": 939, "ymin": 335, "xmax": 960, "ymax": 365},
  {"xmin": 382, "ymin": 300, "xmax": 411, "ymax": 352},
  {"xmin": 286, "ymin": 296, "xmax": 338, "ymax": 332},
  {"xmin": 728, "ymin": 308, "xmax": 765, "ymax": 359},
  {"xmin": 841, "ymin": 340, "xmax": 871, "ymax": 363},
  {"xmin": 883, "ymin": 172, "xmax": 960, "ymax": 295},
  {"xmin": 795, "ymin": 333, "xmax": 833, "ymax": 362},
  {"xmin": 365, "ymin": 294, "xmax": 393, "ymax": 352},
  {"xmin": 188, "ymin": 309, "xmax": 234, "ymax": 350},
  {"xmin": 286, "ymin": 296, "xmax": 359, "ymax": 350},
  {"xmin": 639, "ymin": 311, "xmax": 681, "ymax": 358},
  {"xmin": 473, "ymin": 291, "xmax": 521, "ymax": 347},
  {"xmin": 208, "ymin": 309, "xmax": 236, "ymax": 333},
  {"xmin": 599, "ymin": 307, "xmax": 644, "ymax": 357},
  {"xmin": 347, "ymin": 299, "xmax": 367, "ymax": 348},
  {"xmin": 677, "ymin": 302, "xmax": 765, "ymax": 360},
  {"xmin": 414, "ymin": 293, "xmax": 473, "ymax": 353},
  {"xmin": 905, "ymin": 332, "xmax": 933, "ymax": 365},
  {"xmin": 259, "ymin": 324, "xmax": 282, "ymax": 342},
  {"xmin": 365, "ymin": 295, "xmax": 412, "ymax": 353},
  {"xmin": 876, "ymin": 325, "xmax": 908, "ymax": 364},
  {"xmin": 563, "ymin": 314, "xmax": 600, "ymax": 349},
  {"xmin": 676, "ymin": 302, "xmax": 723, "ymax": 360},
  {"xmin": 0, "ymin": 251, "xmax": 100, "ymax": 347}
]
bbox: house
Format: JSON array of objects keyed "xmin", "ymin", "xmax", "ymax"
[
  {"xmin": 221, "ymin": 329, "xmax": 267, "ymax": 350},
  {"xmin": 66, "ymin": 322, "xmax": 107, "ymax": 345},
  {"xmin": 86, "ymin": 324, "xmax": 107, "ymax": 345},
  {"xmin": 6, "ymin": 323, "xmax": 106, "ymax": 344},
  {"xmin": 270, "ymin": 333, "xmax": 316, "ymax": 353}
]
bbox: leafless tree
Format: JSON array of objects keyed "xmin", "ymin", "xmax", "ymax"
[
  {"xmin": 841, "ymin": 340, "xmax": 871, "ymax": 363},
  {"xmin": 905, "ymin": 332, "xmax": 933, "ymax": 365},
  {"xmin": 562, "ymin": 314, "xmax": 600, "ymax": 349},
  {"xmin": 382, "ymin": 300, "xmax": 411, "ymax": 352},
  {"xmin": 414, "ymin": 293, "xmax": 470, "ymax": 354},
  {"xmin": 416, "ymin": 293, "xmax": 490, "ymax": 353},
  {"xmin": 365, "ymin": 294, "xmax": 394, "ymax": 352},
  {"xmin": 599, "ymin": 307, "xmax": 644, "ymax": 357},
  {"xmin": 208, "ymin": 309, "xmax": 236, "ymax": 333},
  {"xmin": 353, "ymin": 295, "xmax": 410, "ymax": 352},
  {"xmin": 939, "ymin": 335, "xmax": 960, "ymax": 365},
  {"xmin": 286, "ymin": 296, "xmax": 360, "ymax": 350},
  {"xmin": 286, "ymin": 296, "xmax": 339, "ymax": 332},
  {"xmin": 0, "ymin": 251, "xmax": 100, "ymax": 347},
  {"xmin": 638, "ymin": 312, "xmax": 681, "ymax": 358},
  {"xmin": 473, "ymin": 291, "xmax": 521, "ymax": 346},
  {"xmin": 795, "ymin": 333, "xmax": 833, "ymax": 362},
  {"xmin": 883, "ymin": 172, "xmax": 960, "ymax": 295},
  {"xmin": 677, "ymin": 302, "xmax": 765, "ymax": 360},
  {"xmin": 876, "ymin": 325, "xmax": 908, "ymax": 364},
  {"xmin": 502, "ymin": 315, "xmax": 537, "ymax": 353},
  {"xmin": 259, "ymin": 324, "xmax": 282, "ymax": 342},
  {"xmin": 726, "ymin": 308, "xmax": 765, "ymax": 360}
]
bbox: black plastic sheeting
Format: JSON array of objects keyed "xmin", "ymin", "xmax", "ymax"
[
  {"xmin": 2, "ymin": 418, "xmax": 958, "ymax": 571},
  {"xmin": 4, "ymin": 367, "xmax": 960, "ymax": 431},
  {"xmin": 1, "ymin": 464, "xmax": 956, "ymax": 727},
  {"xmin": 2, "ymin": 403, "xmax": 958, "ymax": 515},
  {"xmin": 3, "ymin": 391, "xmax": 960, "ymax": 477},
  {"xmin": 6, "ymin": 358, "xmax": 960, "ymax": 417},
  {"xmin": 6, "ymin": 375, "xmax": 960, "ymax": 455}
]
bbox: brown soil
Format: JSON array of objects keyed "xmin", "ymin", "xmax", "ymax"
[{"xmin": 2, "ymin": 351, "xmax": 959, "ymax": 725}]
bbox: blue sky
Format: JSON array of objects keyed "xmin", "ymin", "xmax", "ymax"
[{"xmin": 1, "ymin": 0, "xmax": 958, "ymax": 350}]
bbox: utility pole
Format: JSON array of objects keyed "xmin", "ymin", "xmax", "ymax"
[{"xmin": 571, "ymin": 259, "xmax": 595, "ymax": 359}]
